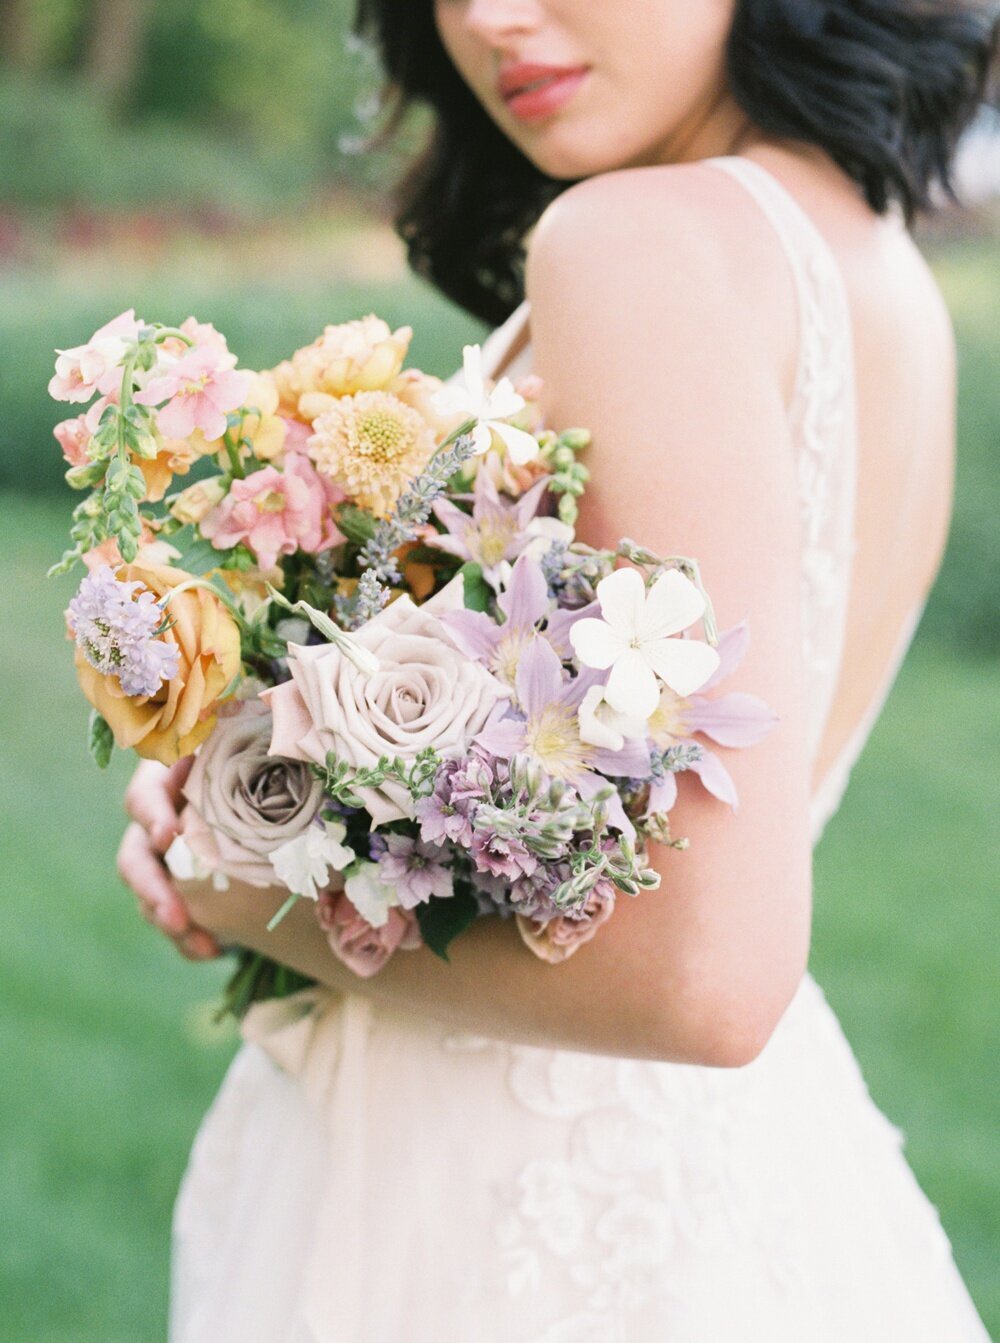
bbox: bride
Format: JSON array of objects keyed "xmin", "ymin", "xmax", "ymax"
[{"xmin": 118, "ymin": 1, "xmax": 995, "ymax": 1338}]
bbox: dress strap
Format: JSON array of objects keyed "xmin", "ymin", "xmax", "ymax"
[
  {"xmin": 702, "ymin": 156, "xmax": 854, "ymax": 426},
  {"xmin": 480, "ymin": 298, "xmax": 531, "ymax": 383},
  {"xmin": 702, "ymin": 156, "xmax": 859, "ymax": 777}
]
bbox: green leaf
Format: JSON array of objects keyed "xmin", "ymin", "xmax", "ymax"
[
  {"xmin": 88, "ymin": 710, "xmax": 115, "ymax": 769},
  {"xmin": 335, "ymin": 503, "xmax": 377, "ymax": 545},
  {"xmin": 459, "ymin": 561, "xmax": 491, "ymax": 613},
  {"xmin": 403, "ymin": 544, "xmax": 456, "ymax": 567},
  {"xmin": 170, "ymin": 528, "xmax": 226, "ymax": 576},
  {"xmin": 415, "ymin": 888, "xmax": 480, "ymax": 962}
]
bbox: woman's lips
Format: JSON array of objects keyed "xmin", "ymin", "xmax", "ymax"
[{"xmin": 500, "ymin": 67, "xmax": 590, "ymax": 124}]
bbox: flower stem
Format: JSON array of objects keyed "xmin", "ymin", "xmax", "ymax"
[
  {"xmin": 159, "ymin": 576, "xmax": 245, "ymax": 625},
  {"xmin": 152, "ymin": 327, "xmax": 196, "ymax": 346},
  {"xmin": 116, "ymin": 348, "xmax": 140, "ymax": 464},
  {"xmin": 266, "ymin": 892, "xmax": 301, "ymax": 932},
  {"xmin": 440, "ymin": 416, "xmax": 478, "ymax": 448},
  {"xmin": 223, "ymin": 430, "xmax": 245, "ymax": 480}
]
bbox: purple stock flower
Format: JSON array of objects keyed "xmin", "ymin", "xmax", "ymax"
[
  {"xmin": 470, "ymin": 822, "xmax": 538, "ymax": 882},
  {"xmin": 67, "ymin": 565, "xmax": 180, "ymax": 698},
  {"xmin": 645, "ymin": 621, "xmax": 779, "ymax": 814},
  {"xmin": 428, "ymin": 470, "xmax": 551, "ymax": 586},
  {"xmin": 416, "ymin": 754, "xmax": 494, "ymax": 847},
  {"xmin": 373, "ymin": 832, "xmax": 454, "ymax": 910},
  {"xmin": 475, "ymin": 635, "xmax": 650, "ymax": 836}
]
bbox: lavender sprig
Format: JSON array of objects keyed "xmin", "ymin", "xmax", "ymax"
[
  {"xmin": 339, "ymin": 424, "xmax": 477, "ymax": 627},
  {"xmin": 652, "ymin": 743, "xmax": 705, "ymax": 778}
]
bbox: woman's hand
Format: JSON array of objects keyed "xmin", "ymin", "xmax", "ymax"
[{"xmin": 118, "ymin": 758, "xmax": 222, "ymax": 961}]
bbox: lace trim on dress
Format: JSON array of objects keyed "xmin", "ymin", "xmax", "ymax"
[{"xmin": 705, "ymin": 157, "xmax": 859, "ymax": 763}]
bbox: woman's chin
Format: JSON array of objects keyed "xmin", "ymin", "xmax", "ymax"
[
  {"xmin": 522, "ymin": 138, "xmax": 622, "ymax": 182},
  {"xmin": 519, "ymin": 122, "xmax": 653, "ymax": 182}
]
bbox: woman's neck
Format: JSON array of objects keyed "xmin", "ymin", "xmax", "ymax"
[{"xmin": 641, "ymin": 86, "xmax": 762, "ymax": 168}]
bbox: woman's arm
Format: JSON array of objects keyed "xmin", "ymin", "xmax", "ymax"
[{"xmin": 125, "ymin": 163, "xmax": 814, "ymax": 1066}]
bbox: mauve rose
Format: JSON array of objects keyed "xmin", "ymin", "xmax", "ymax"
[
  {"xmin": 181, "ymin": 700, "xmax": 324, "ymax": 886},
  {"xmin": 262, "ymin": 580, "xmax": 506, "ymax": 825},
  {"xmin": 317, "ymin": 891, "xmax": 422, "ymax": 978},
  {"xmin": 516, "ymin": 887, "xmax": 617, "ymax": 964}
]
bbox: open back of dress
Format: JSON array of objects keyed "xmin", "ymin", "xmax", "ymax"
[{"xmin": 169, "ymin": 158, "xmax": 988, "ymax": 1343}]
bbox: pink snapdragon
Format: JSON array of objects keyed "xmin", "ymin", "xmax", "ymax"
[
  {"xmin": 49, "ymin": 310, "xmax": 142, "ymax": 404},
  {"xmin": 53, "ymin": 415, "xmax": 93, "ymax": 467},
  {"xmin": 201, "ymin": 453, "xmax": 345, "ymax": 569},
  {"xmin": 135, "ymin": 344, "xmax": 253, "ymax": 442}
]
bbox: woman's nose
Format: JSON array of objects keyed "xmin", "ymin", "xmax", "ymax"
[{"xmin": 461, "ymin": 0, "xmax": 543, "ymax": 42}]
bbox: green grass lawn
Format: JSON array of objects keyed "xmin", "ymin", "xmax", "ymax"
[{"xmin": 2, "ymin": 494, "xmax": 996, "ymax": 1341}]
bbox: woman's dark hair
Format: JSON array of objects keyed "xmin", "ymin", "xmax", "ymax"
[{"xmin": 353, "ymin": 0, "xmax": 999, "ymax": 325}]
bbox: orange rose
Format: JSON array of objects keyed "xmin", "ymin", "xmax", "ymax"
[{"xmin": 73, "ymin": 561, "xmax": 242, "ymax": 764}]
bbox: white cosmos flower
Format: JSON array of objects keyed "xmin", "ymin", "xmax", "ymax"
[
  {"xmin": 344, "ymin": 861, "xmax": 399, "ymax": 930},
  {"xmin": 269, "ymin": 819, "xmax": 355, "ymax": 902},
  {"xmin": 432, "ymin": 344, "xmax": 540, "ymax": 465},
  {"xmin": 570, "ymin": 567, "xmax": 720, "ymax": 719}
]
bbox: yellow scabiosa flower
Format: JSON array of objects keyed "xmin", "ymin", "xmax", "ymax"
[{"xmin": 307, "ymin": 390, "xmax": 437, "ymax": 518}]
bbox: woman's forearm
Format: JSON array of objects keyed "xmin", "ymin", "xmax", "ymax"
[{"xmin": 191, "ymin": 869, "xmax": 774, "ymax": 1067}]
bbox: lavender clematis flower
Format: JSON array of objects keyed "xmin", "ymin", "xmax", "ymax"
[
  {"xmin": 443, "ymin": 554, "xmax": 547, "ymax": 685},
  {"xmin": 428, "ymin": 471, "xmax": 551, "ymax": 587},
  {"xmin": 444, "ymin": 553, "xmax": 601, "ymax": 689},
  {"xmin": 645, "ymin": 621, "xmax": 778, "ymax": 814},
  {"xmin": 475, "ymin": 635, "xmax": 650, "ymax": 835},
  {"xmin": 67, "ymin": 565, "xmax": 179, "ymax": 697}
]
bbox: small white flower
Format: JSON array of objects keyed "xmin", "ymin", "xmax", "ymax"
[
  {"xmin": 433, "ymin": 344, "xmax": 540, "ymax": 465},
  {"xmin": 570, "ymin": 567, "xmax": 719, "ymax": 719},
  {"xmin": 269, "ymin": 820, "xmax": 355, "ymax": 902},
  {"xmin": 495, "ymin": 518, "xmax": 574, "ymax": 590},
  {"xmin": 344, "ymin": 861, "xmax": 399, "ymax": 929},
  {"xmin": 578, "ymin": 684, "xmax": 650, "ymax": 751},
  {"xmin": 523, "ymin": 515, "xmax": 575, "ymax": 556},
  {"xmin": 164, "ymin": 835, "xmax": 230, "ymax": 890}
]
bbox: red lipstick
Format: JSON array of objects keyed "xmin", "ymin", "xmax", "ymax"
[{"xmin": 498, "ymin": 61, "xmax": 590, "ymax": 123}]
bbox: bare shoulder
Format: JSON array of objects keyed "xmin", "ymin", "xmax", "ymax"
[{"xmin": 526, "ymin": 164, "xmax": 797, "ymax": 393}]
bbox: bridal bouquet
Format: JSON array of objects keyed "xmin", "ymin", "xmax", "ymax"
[{"xmin": 49, "ymin": 309, "xmax": 775, "ymax": 1009}]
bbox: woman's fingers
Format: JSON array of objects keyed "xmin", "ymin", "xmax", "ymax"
[
  {"xmin": 124, "ymin": 757, "xmax": 193, "ymax": 854},
  {"xmin": 179, "ymin": 928, "xmax": 224, "ymax": 961},
  {"xmin": 117, "ymin": 823, "xmax": 222, "ymax": 959},
  {"xmin": 118, "ymin": 821, "xmax": 189, "ymax": 933}
]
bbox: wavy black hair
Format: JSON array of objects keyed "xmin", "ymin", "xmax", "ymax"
[{"xmin": 353, "ymin": 0, "xmax": 999, "ymax": 325}]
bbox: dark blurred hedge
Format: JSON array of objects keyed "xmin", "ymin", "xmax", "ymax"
[{"xmin": 0, "ymin": 241, "xmax": 994, "ymax": 653}]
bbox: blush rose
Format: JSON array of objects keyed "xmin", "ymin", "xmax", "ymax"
[
  {"xmin": 181, "ymin": 700, "xmax": 324, "ymax": 886},
  {"xmin": 263, "ymin": 583, "xmax": 506, "ymax": 825}
]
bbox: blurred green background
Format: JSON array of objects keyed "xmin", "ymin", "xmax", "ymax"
[{"xmin": 0, "ymin": 3, "xmax": 997, "ymax": 1339}]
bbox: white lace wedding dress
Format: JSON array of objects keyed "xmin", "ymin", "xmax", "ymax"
[{"xmin": 169, "ymin": 157, "xmax": 990, "ymax": 1342}]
